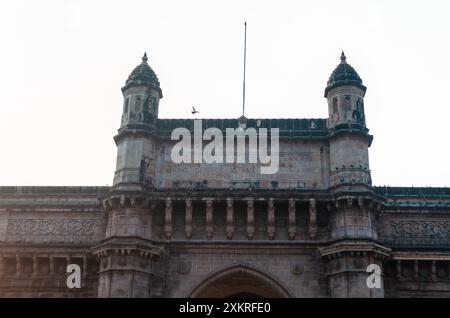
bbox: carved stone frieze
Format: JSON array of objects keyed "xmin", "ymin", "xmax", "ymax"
[
  {"xmin": 6, "ymin": 218, "xmax": 100, "ymax": 243},
  {"xmin": 383, "ymin": 221, "xmax": 450, "ymax": 246}
]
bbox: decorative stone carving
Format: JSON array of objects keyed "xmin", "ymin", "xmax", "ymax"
[
  {"xmin": 291, "ymin": 264, "xmax": 304, "ymax": 275},
  {"xmin": 118, "ymin": 255, "xmax": 127, "ymax": 267},
  {"xmin": 6, "ymin": 219, "xmax": 99, "ymax": 243},
  {"xmin": 176, "ymin": 260, "xmax": 191, "ymax": 275},
  {"xmin": 385, "ymin": 221, "xmax": 450, "ymax": 246},
  {"xmin": 391, "ymin": 221, "xmax": 449, "ymax": 238},
  {"xmin": 8, "ymin": 219, "xmax": 94, "ymax": 235},
  {"xmin": 102, "ymin": 194, "xmax": 150, "ymax": 210}
]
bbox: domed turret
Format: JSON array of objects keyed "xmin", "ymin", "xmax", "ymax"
[
  {"xmin": 325, "ymin": 52, "xmax": 367, "ymax": 129},
  {"xmin": 120, "ymin": 53, "xmax": 162, "ymax": 128},
  {"xmin": 324, "ymin": 51, "xmax": 366, "ymax": 98},
  {"xmin": 113, "ymin": 52, "xmax": 163, "ymax": 187},
  {"xmin": 122, "ymin": 52, "xmax": 162, "ymax": 98},
  {"xmin": 325, "ymin": 51, "xmax": 372, "ymax": 189}
]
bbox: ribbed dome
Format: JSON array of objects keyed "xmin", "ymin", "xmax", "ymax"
[
  {"xmin": 324, "ymin": 52, "xmax": 366, "ymax": 97},
  {"xmin": 122, "ymin": 53, "xmax": 162, "ymax": 97}
]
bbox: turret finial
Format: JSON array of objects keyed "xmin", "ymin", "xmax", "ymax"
[
  {"xmin": 340, "ymin": 51, "xmax": 346, "ymax": 62},
  {"xmin": 142, "ymin": 52, "xmax": 148, "ymax": 63}
]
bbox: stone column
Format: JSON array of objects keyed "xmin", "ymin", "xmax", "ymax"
[
  {"xmin": 185, "ymin": 198, "xmax": 193, "ymax": 239},
  {"xmin": 267, "ymin": 198, "xmax": 275, "ymax": 240},
  {"xmin": 15, "ymin": 254, "xmax": 21, "ymax": 277},
  {"xmin": 66, "ymin": 256, "xmax": 71, "ymax": 270},
  {"xmin": 83, "ymin": 256, "xmax": 88, "ymax": 280},
  {"xmin": 49, "ymin": 256, "xmax": 54, "ymax": 277},
  {"xmin": 396, "ymin": 260, "xmax": 402, "ymax": 280},
  {"xmin": 246, "ymin": 198, "xmax": 254, "ymax": 240},
  {"xmin": 413, "ymin": 260, "xmax": 419, "ymax": 281},
  {"xmin": 33, "ymin": 255, "xmax": 38, "ymax": 278},
  {"xmin": 95, "ymin": 247, "xmax": 159, "ymax": 298},
  {"xmin": 206, "ymin": 199, "xmax": 213, "ymax": 240},
  {"xmin": 164, "ymin": 197, "xmax": 173, "ymax": 239},
  {"xmin": 0, "ymin": 254, "xmax": 3, "ymax": 278},
  {"xmin": 309, "ymin": 198, "xmax": 317, "ymax": 240},
  {"xmin": 322, "ymin": 197, "xmax": 390, "ymax": 298},
  {"xmin": 448, "ymin": 261, "xmax": 450, "ymax": 280},
  {"xmin": 226, "ymin": 198, "xmax": 234, "ymax": 240},
  {"xmin": 431, "ymin": 261, "xmax": 436, "ymax": 282},
  {"xmin": 105, "ymin": 200, "xmax": 113, "ymax": 237},
  {"xmin": 288, "ymin": 198, "xmax": 296, "ymax": 240},
  {"xmin": 95, "ymin": 193, "xmax": 162, "ymax": 298}
]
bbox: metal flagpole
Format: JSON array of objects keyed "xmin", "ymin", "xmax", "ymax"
[{"xmin": 242, "ymin": 21, "xmax": 247, "ymax": 117}]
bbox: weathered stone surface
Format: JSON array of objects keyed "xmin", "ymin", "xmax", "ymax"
[{"xmin": 1, "ymin": 54, "xmax": 449, "ymax": 298}]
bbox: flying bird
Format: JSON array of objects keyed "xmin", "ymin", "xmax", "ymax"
[{"xmin": 191, "ymin": 106, "xmax": 200, "ymax": 115}]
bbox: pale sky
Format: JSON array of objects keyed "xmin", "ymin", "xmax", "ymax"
[{"xmin": 0, "ymin": 0, "xmax": 449, "ymax": 187}]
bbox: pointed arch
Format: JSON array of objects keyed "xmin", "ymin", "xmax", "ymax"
[{"xmin": 189, "ymin": 265, "xmax": 292, "ymax": 298}]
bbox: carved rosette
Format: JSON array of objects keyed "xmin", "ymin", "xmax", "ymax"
[{"xmin": 176, "ymin": 260, "xmax": 191, "ymax": 275}]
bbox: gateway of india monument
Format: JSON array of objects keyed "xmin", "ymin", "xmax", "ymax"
[{"xmin": 0, "ymin": 52, "xmax": 449, "ymax": 298}]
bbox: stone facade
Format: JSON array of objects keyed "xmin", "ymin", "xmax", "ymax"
[{"xmin": 0, "ymin": 52, "xmax": 449, "ymax": 298}]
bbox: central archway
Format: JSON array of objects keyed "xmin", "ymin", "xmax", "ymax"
[{"xmin": 189, "ymin": 266, "xmax": 291, "ymax": 298}]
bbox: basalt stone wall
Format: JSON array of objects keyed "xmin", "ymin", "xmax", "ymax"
[
  {"xmin": 151, "ymin": 245, "xmax": 326, "ymax": 298},
  {"xmin": 0, "ymin": 186, "xmax": 108, "ymax": 244},
  {"xmin": 0, "ymin": 187, "xmax": 108, "ymax": 297},
  {"xmin": 1, "ymin": 186, "xmax": 450, "ymax": 297},
  {"xmin": 153, "ymin": 119, "xmax": 330, "ymax": 190},
  {"xmin": 154, "ymin": 139, "xmax": 330, "ymax": 190},
  {"xmin": 375, "ymin": 187, "xmax": 450, "ymax": 298}
]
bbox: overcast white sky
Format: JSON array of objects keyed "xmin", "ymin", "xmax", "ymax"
[{"xmin": 0, "ymin": 0, "xmax": 449, "ymax": 187}]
